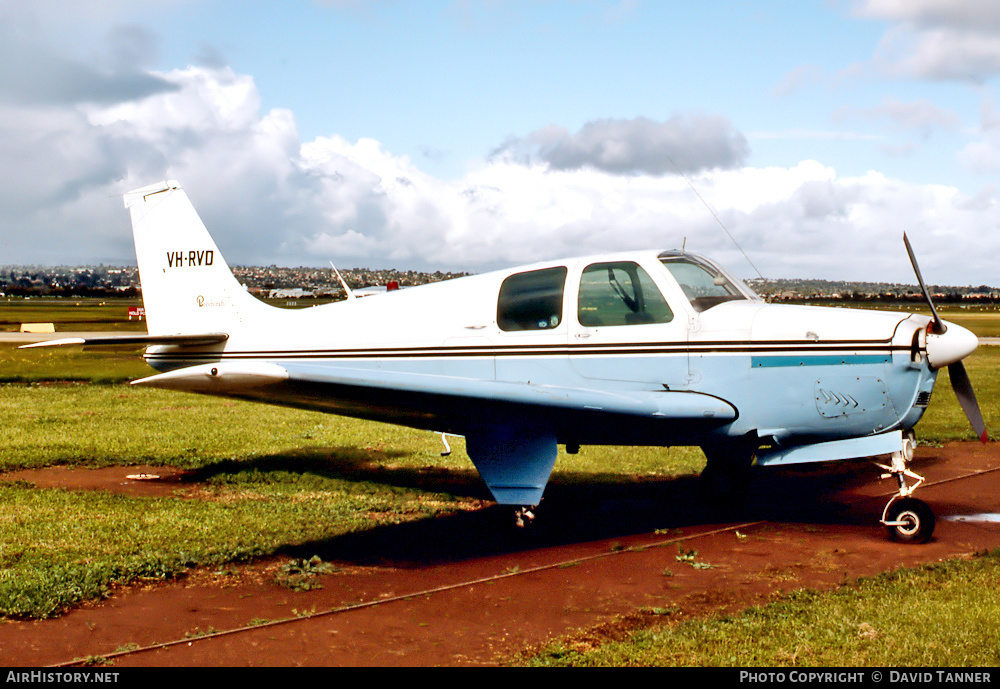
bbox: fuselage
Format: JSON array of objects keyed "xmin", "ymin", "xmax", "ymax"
[{"xmin": 142, "ymin": 249, "xmax": 942, "ymax": 450}]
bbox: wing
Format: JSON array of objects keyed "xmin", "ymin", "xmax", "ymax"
[
  {"xmin": 130, "ymin": 360, "xmax": 737, "ymax": 434},
  {"xmin": 131, "ymin": 360, "xmax": 738, "ymax": 506},
  {"xmin": 133, "ymin": 362, "xmax": 737, "ymax": 428}
]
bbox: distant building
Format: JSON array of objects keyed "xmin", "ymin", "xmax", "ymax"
[{"xmin": 268, "ymin": 288, "xmax": 313, "ymax": 299}]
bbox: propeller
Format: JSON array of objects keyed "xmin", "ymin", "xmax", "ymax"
[
  {"xmin": 903, "ymin": 233, "xmax": 988, "ymax": 443},
  {"xmin": 903, "ymin": 233, "xmax": 946, "ymax": 336},
  {"xmin": 948, "ymin": 361, "xmax": 989, "ymax": 443}
]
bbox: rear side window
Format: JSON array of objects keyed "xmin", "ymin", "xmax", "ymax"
[{"xmin": 498, "ymin": 267, "xmax": 567, "ymax": 331}]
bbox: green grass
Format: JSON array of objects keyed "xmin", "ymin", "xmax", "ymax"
[
  {"xmin": 0, "ymin": 342, "xmax": 993, "ymax": 622},
  {"xmin": 0, "ymin": 384, "xmax": 441, "ymax": 471},
  {"xmin": 915, "ymin": 346, "xmax": 1000, "ymax": 442},
  {"xmin": 0, "ymin": 298, "xmax": 145, "ymax": 333},
  {"xmin": 0, "ymin": 344, "xmax": 151, "ymax": 384},
  {"xmin": 524, "ymin": 550, "xmax": 1000, "ymax": 666},
  {"xmin": 0, "ymin": 381, "xmax": 704, "ymax": 619},
  {"xmin": 899, "ymin": 305, "xmax": 1000, "ymax": 339},
  {"xmin": 0, "ymin": 473, "xmax": 472, "ymax": 618},
  {"xmin": 938, "ymin": 310, "xmax": 1000, "ymax": 338},
  {"xmin": 0, "ymin": 296, "xmax": 998, "ymax": 657}
]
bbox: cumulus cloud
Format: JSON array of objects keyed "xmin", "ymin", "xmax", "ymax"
[
  {"xmin": 957, "ymin": 97, "xmax": 1000, "ymax": 173},
  {"xmin": 489, "ymin": 115, "xmax": 750, "ymax": 176},
  {"xmin": 0, "ymin": 7, "xmax": 177, "ymax": 108},
  {"xmin": 0, "ymin": 60, "xmax": 997, "ymax": 285},
  {"xmin": 0, "ymin": 37, "xmax": 177, "ymax": 107},
  {"xmin": 853, "ymin": 0, "xmax": 1000, "ymax": 81},
  {"xmin": 855, "ymin": 0, "xmax": 1000, "ymax": 30}
]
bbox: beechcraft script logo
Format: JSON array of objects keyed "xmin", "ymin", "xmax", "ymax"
[{"xmin": 166, "ymin": 250, "xmax": 214, "ymax": 268}]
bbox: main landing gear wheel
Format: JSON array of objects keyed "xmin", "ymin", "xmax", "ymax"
[
  {"xmin": 883, "ymin": 497, "xmax": 935, "ymax": 544},
  {"xmin": 512, "ymin": 505, "xmax": 537, "ymax": 529}
]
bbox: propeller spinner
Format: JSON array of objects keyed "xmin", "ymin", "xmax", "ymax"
[{"xmin": 903, "ymin": 233, "xmax": 988, "ymax": 443}]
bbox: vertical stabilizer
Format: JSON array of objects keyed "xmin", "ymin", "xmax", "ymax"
[{"xmin": 125, "ymin": 181, "xmax": 268, "ymax": 336}]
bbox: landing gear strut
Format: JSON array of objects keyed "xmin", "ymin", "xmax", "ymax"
[
  {"xmin": 875, "ymin": 435, "xmax": 935, "ymax": 544},
  {"xmin": 699, "ymin": 439, "xmax": 756, "ymax": 503}
]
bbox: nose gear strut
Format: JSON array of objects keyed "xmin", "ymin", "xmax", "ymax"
[{"xmin": 874, "ymin": 435, "xmax": 935, "ymax": 544}]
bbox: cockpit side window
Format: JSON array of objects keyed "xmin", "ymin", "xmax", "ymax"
[
  {"xmin": 497, "ymin": 266, "xmax": 567, "ymax": 331},
  {"xmin": 578, "ymin": 261, "xmax": 673, "ymax": 327},
  {"xmin": 660, "ymin": 257, "xmax": 747, "ymax": 312}
]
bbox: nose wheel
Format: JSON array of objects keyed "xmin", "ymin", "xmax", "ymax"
[
  {"xmin": 875, "ymin": 435, "xmax": 935, "ymax": 544},
  {"xmin": 882, "ymin": 496, "xmax": 935, "ymax": 544}
]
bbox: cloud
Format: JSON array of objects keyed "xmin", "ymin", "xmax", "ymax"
[
  {"xmin": 957, "ymin": 97, "xmax": 1000, "ymax": 173},
  {"xmin": 0, "ymin": 37, "xmax": 177, "ymax": 107},
  {"xmin": 0, "ymin": 7, "xmax": 178, "ymax": 108},
  {"xmin": 833, "ymin": 97, "xmax": 961, "ymax": 138},
  {"xmin": 855, "ymin": 0, "xmax": 1000, "ymax": 30},
  {"xmin": 772, "ymin": 64, "xmax": 826, "ymax": 97},
  {"xmin": 0, "ymin": 63, "xmax": 996, "ymax": 286},
  {"xmin": 489, "ymin": 115, "xmax": 751, "ymax": 176},
  {"xmin": 853, "ymin": 0, "xmax": 1000, "ymax": 81}
]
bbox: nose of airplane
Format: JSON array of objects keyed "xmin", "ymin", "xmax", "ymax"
[{"xmin": 925, "ymin": 321, "xmax": 979, "ymax": 369}]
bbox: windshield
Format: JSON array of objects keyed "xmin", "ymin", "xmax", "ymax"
[{"xmin": 659, "ymin": 254, "xmax": 755, "ymax": 312}]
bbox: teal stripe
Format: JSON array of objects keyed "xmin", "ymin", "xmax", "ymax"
[{"xmin": 752, "ymin": 354, "xmax": 890, "ymax": 368}]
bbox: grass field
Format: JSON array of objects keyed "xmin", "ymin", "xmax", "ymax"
[
  {"xmin": 865, "ymin": 304, "xmax": 1000, "ymax": 338},
  {"xmin": 0, "ymin": 298, "xmax": 146, "ymax": 333},
  {"xmin": 0, "ymin": 298, "xmax": 998, "ymax": 665},
  {"xmin": 524, "ymin": 552, "xmax": 1000, "ymax": 666}
]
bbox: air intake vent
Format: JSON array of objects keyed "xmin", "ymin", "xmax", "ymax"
[{"xmin": 916, "ymin": 391, "xmax": 932, "ymax": 408}]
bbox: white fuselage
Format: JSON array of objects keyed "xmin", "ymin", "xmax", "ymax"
[{"xmin": 142, "ymin": 249, "xmax": 941, "ymax": 449}]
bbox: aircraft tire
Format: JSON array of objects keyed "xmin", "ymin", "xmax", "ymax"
[
  {"xmin": 699, "ymin": 461, "xmax": 747, "ymax": 502},
  {"xmin": 884, "ymin": 497, "xmax": 935, "ymax": 544}
]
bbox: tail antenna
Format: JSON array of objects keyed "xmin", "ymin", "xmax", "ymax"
[{"xmin": 330, "ymin": 262, "xmax": 356, "ymax": 300}]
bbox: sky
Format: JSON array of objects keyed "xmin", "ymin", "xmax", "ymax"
[{"xmin": 1, "ymin": 0, "xmax": 999, "ymax": 286}]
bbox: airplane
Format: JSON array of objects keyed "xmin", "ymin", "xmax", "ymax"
[{"xmin": 26, "ymin": 180, "xmax": 989, "ymax": 544}]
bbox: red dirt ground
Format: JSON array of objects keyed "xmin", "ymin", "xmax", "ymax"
[{"xmin": 2, "ymin": 442, "xmax": 999, "ymax": 667}]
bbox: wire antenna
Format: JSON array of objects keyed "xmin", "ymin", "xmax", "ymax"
[{"xmin": 668, "ymin": 156, "xmax": 764, "ymax": 281}]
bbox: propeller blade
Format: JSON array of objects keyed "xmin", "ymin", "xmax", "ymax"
[
  {"xmin": 948, "ymin": 362, "xmax": 989, "ymax": 443},
  {"xmin": 903, "ymin": 233, "xmax": 946, "ymax": 335}
]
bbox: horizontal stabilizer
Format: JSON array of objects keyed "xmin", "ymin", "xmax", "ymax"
[
  {"xmin": 20, "ymin": 333, "xmax": 229, "ymax": 349},
  {"xmin": 131, "ymin": 361, "xmax": 287, "ymax": 391}
]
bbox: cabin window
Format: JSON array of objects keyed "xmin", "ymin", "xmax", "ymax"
[
  {"xmin": 660, "ymin": 257, "xmax": 748, "ymax": 312},
  {"xmin": 578, "ymin": 262, "xmax": 673, "ymax": 327},
  {"xmin": 497, "ymin": 267, "xmax": 567, "ymax": 331}
]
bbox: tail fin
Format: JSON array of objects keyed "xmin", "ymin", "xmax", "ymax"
[{"xmin": 125, "ymin": 181, "xmax": 269, "ymax": 336}]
